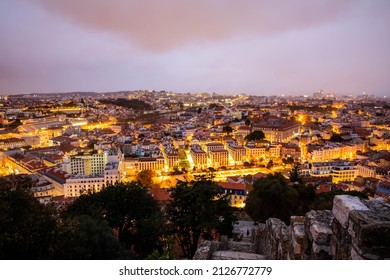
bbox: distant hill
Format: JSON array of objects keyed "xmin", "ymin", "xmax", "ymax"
[
  {"xmin": 98, "ymin": 98, "xmax": 153, "ymax": 111},
  {"xmin": 11, "ymin": 92, "xmax": 100, "ymax": 97}
]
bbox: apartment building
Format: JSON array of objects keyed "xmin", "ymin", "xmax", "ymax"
[
  {"xmin": 209, "ymin": 149, "xmax": 229, "ymax": 168},
  {"xmin": 227, "ymin": 143, "xmax": 246, "ymax": 164},
  {"xmin": 190, "ymin": 144, "xmax": 207, "ymax": 168}
]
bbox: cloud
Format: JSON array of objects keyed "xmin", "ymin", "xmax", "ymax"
[
  {"xmin": 1, "ymin": 0, "xmax": 389, "ymax": 95},
  {"xmin": 33, "ymin": 0, "xmax": 357, "ymax": 52}
]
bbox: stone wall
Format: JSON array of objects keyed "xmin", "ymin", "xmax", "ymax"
[
  {"xmin": 255, "ymin": 195, "xmax": 390, "ymax": 260},
  {"xmin": 194, "ymin": 195, "xmax": 390, "ymax": 260},
  {"xmin": 332, "ymin": 196, "xmax": 390, "ymax": 259}
]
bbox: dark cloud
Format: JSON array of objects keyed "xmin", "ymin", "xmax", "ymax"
[
  {"xmin": 33, "ymin": 0, "xmax": 357, "ymax": 51},
  {"xmin": 0, "ymin": 0, "xmax": 389, "ymax": 95}
]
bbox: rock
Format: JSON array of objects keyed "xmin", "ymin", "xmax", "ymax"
[
  {"xmin": 263, "ymin": 218, "xmax": 290, "ymax": 259},
  {"xmin": 332, "ymin": 195, "xmax": 369, "ymax": 228},
  {"xmin": 290, "ymin": 216, "xmax": 305, "ymax": 259},
  {"xmin": 347, "ymin": 199, "xmax": 390, "ymax": 259},
  {"xmin": 227, "ymin": 240, "xmax": 256, "ymax": 253},
  {"xmin": 211, "ymin": 251, "xmax": 266, "ymax": 260},
  {"xmin": 193, "ymin": 241, "xmax": 220, "ymax": 260},
  {"xmin": 253, "ymin": 223, "xmax": 266, "ymax": 254},
  {"xmin": 331, "ymin": 218, "xmax": 352, "ymax": 259},
  {"xmin": 304, "ymin": 210, "xmax": 334, "ymax": 259},
  {"xmin": 312, "ymin": 243, "xmax": 331, "ymax": 255},
  {"xmin": 196, "ymin": 196, "xmax": 390, "ymax": 260},
  {"xmin": 350, "ymin": 247, "xmax": 365, "ymax": 260}
]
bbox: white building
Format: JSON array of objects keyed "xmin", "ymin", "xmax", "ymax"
[
  {"xmin": 62, "ymin": 149, "xmax": 122, "ymax": 176},
  {"xmin": 62, "ymin": 162, "xmax": 120, "ymax": 197},
  {"xmin": 310, "ymin": 161, "xmax": 357, "ymax": 183}
]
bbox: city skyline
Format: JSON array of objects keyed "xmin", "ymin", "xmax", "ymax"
[{"xmin": 1, "ymin": 0, "xmax": 390, "ymax": 95}]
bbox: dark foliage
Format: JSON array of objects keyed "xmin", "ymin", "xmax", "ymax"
[
  {"xmin": 329, "ymin": 133, "xmax": 343, "ymax": 142},
  {"xmin": 245, "ymin": 173, "xmax": 299, "ymax": 224},
  {"xmin": 245, "ymin": 130, "xmax": 265, "ymax": 141},
  {"xmin": 65, "ymin": 182, "xmax": 165, "ymax": 259},
  {"xmin": 310, "ymin": 190, "xmax": 368, "ymax": 210},
  {"xmin": 222, "ymin": 125, "xmax": 233, "ymax": 135},
  {"xmin": 166, "ymin": 178, "xmax": 236, "ymax": 259},
  {"xmin": 0, "ymin": 176, "xmax": 128, "ymax": 260},
  {"xmin": 99, "ymin": 98, "xmax": 153, "ymax": 111}
]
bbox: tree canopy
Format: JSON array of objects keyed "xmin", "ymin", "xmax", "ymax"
[
  {"xmin": 329, "ymin": 133, "xmax": 343, "ymax": 142},
  {"xmin": 245, "ymin": 130, "xmax": 265, "ymax": 141},
  {"xmin": 310, "ymin": 190, "xmax": 368, "ymax": 211},
  {"xmin": 65, "ymin": 182, "xmax": 165, "ymax": 259},
  {"xmin": 0, "ymin": 176, "xmax": 57, "ymax": 259},
  {"xmin": 0, "ymin": 175, "xmax": 127, "ymax": 259},
  {"xmin": 289, "ymin": 163, "xmax": 302, "ymax": 183},
  {"xmin": 136, "ymin": 170, "xmax": 157, "ymax": 188},
  {"xmin": 166, "ymin": 178, "xmax": 236, "ymax": 259},
  {"xmin": 98, "ymin": 98, "xmax": 153, "ymax": 111},
  {"xmin": 222, "ymin": 125, "xmax": 233, "ymax": 135},
  {"xmin": 245, "ymin": 173, "xmax": 299, "ymax": 224},
  {"xmin": 245, "ymin": 173, "xmax": 368, "ymax": 224}
]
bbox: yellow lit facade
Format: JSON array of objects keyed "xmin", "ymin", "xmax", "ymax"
[
  {"xmin": 245, "ymin": 145, "xmax": 266, "ymax": 162},
  {"xmin": 190, "ymin": 145, "xmax": 207, "ymax": 168},
  {"xmin": 209, "ymin": 149, "xmax": 229, "ymax": 168},
  {"xmin": 227, "ymin": 144, "xmax": 246, "ymax": 164}
]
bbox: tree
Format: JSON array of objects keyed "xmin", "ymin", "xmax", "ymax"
[
  {"xmin": 98, "ymin": 98, "xmax": 153, "ymax": 111},
  {"xmin": 292, "ymin": 183, "xmax": 316, "ymax": 216},
  {"xmin": 245, "ymin": 130, "xmax": 265, "ymax": 141},
  {"xmin": 282, "ymin": 157, "xmax": 294, "ymax": 165},
  {"xmin": 329, "ymin": 133, "xmax": 343, "ymax": 142},
  {"xmin": 245, "ymin": 119, "xmax": 251, "ymax": 126},
  {"xmin": 65, "ymin": 182, "xmax": 165, "ymax": 259},
  {"xmin": 136, "ymin": 170, "xmax": 157, "ymax": 188},
  {"xmin": 0, "ymin": 175, "xmax": 129, "ymax": 260},
  {"xmin": 0, "ymin": 176, "xmax": 57, "ymax": 259},
  {"xmin": 266, "ymin": 160, "xmax": 274, "ymax": 169},
  {"xmin": 222, "ymin": 125, "xmax": 233, "ymax": 135},
  {"xmin": 289, "ymin": 163, "xmax": 302, "ymax": 183},
  {"xmin": 245, "ymin": 173, "xmax": 299, "ymax": 224},
  {"xmin": 52, "ymin": 215, "xmax": 128, "ymax": 260},
  {"xmin": 310, "ymin": 190, "xmax": 368, "ymax": 210},
  {"xmin": 166, "ymin": 178, "xmax": 236, "ymax": 259}
]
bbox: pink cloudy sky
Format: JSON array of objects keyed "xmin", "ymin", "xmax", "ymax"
[{"xmin": 1, "ymin": 0, "xmax": 389, "ymax": 95}]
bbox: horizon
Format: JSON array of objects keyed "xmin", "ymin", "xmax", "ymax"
[
  {"xmin": 0, "ymin": 90, "xmax": 385, "ymax": 98},
  {"xmin": 1, "ymin": 0, "xmax": 390, "ymax": 95}
]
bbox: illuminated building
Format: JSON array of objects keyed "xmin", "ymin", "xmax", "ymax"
[
  {"xmin": 236, "ymin": 126, "xmax": 252, "ymax": 138},
  {"xmin": 332, "ymin": 165, "xmax": 356, "ymax": 183},
  {"xmin": 0, "ymin": 138, "xmax": 26, "ymax": 150},
  {"xmin": 310, "ymin": 161, "xmax": 357, "ymax": 183},
  {"xmin": 267, "ymin": 144, "xmax": 281, "ymax": 158},
  {"xmin": 62, "ymin": 150, "xmax": 108, "ymax": 176},
  {"xmin": 227, "ymin": 143, "xmax": 246, "ymax": 164},
  {"xmin": 356, "ymin": 164, "xmax": 377, "ymax": 178},
  {"xmin": 209, "ymin": 149, "xmax": 229, "ymax": 168},
  {"xmin": 252, "ymin": 117, "xmax": 300, "ymax": 143},
  {"xmin": 44, "ymin": 163, "xmax": 120, "ymax": 198},
  {"xmin": 136, "ymin": 157, "xmax": 164, "ymax": 171},
  {"xmin": 190, "ymin": 145, "xmax": 207, "ymax": 168},
  {"xmin": 313, "ymin": 90, "xmax": 324, "ymax": 99},
  {"xmin": 307, "ymin": 142, "xmax": 365, "ymax": 162},
  {"xmin": 370, "ymin": 137, "xmax": 390, "ymax": 151},
  {"xmin": 32, "ymin": 182, "xmax": 54, "ymax": 203},
  {"xmin": 205, "ymin": 142, "xmax": 224, "ymax": 154},
  {"xmin": 281, "ymin": 143, "xmax": 301, "ymax": 162},
  {"xmin": 162, "ymin": 149, "xmax": 178, "ymax": 170},
  {"xmin": 218, "ymin": 182, "xmax": 249, "ymax": 208},
  {"xmin": 245, "ymin": 143, "xmax": 266, "ymax": 162}
]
